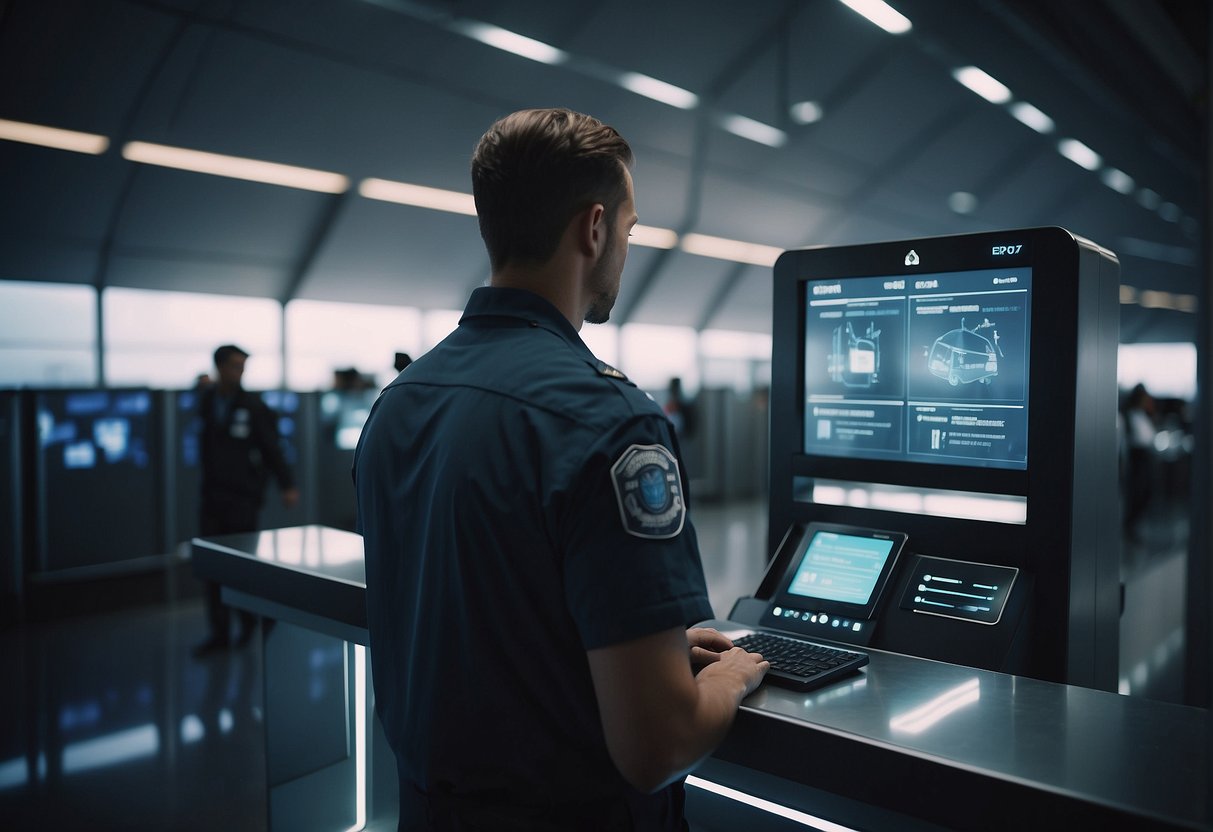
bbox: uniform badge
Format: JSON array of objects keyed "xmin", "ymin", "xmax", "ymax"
[{"xmin": 610, "ymin": 444, "xmax": 686, "ymax": 539}]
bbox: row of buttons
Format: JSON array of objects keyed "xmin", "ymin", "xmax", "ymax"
[{"xmin": 772, "ymin": 606, "xmax": 863, "ymax": 633}]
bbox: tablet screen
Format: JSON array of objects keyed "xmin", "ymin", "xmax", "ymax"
[
  {"xmin": 788, "ymin": 530, "xmax": 897, "ymax": 606},
  {"xmin": 771, "ymin": 523, "xmax": 908, "ymax": 621}
]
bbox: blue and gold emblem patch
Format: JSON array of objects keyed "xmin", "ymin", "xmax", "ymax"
[{"xmin": 610, "ymin": 444, "xmax": 686, "ymax": 539}]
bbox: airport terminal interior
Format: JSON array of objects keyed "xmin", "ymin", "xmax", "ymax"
[{"xmin": 1, "ymin": 0, "xmax": 1210, "ymax": 830}]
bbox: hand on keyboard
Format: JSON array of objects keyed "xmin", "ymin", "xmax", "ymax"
[{"xmin": 732, "ymin": 631, "xmax": 869, "ymax": 692}]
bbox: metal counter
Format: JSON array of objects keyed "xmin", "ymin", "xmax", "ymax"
[{"xmin": 193, "ymin": 526, "xmax": 1209, "ymax": 831}]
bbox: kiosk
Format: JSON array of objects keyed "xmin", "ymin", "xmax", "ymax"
[{"xmin": 740, "ymin": 226, "xmax": 1121, "ymax": 690}]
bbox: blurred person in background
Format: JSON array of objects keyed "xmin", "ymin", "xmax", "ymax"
[
  {"xmin": 192, "ymin": 344, "xmax": 300, "ymax": 656},
  {"xmin": 1121, "ymin": 382, "xmax": 1157, "ymax": 544}
]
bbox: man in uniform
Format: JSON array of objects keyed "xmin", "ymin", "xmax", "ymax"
[
  {"xmin": 193, "ymin": 344, "xmax": 300, "ymax": 656},
  {"xmin": 354, "ymin": 108, "xmax": 768, "ymax": 831}
]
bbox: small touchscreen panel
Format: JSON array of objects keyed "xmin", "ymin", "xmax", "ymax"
[{"xmin": 772, "ymin": 523, "xmax": 908, "ymax": 621}]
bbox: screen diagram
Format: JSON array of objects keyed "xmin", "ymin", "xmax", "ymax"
[
  {"xmin": 927, "ymin": 317, "xmax": 1003, "ymax": 387},
  {"xmin": 804, "ymin": 268, "xmax": 1031, "ymax": 470}
]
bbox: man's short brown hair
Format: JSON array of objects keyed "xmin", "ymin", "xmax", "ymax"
[{"xmin": 471, "ymin": 108, "xmax": 634, "ymax": 271}]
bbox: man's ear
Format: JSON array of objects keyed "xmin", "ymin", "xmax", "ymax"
[{"xmin": 574, "ymin": 203, "xmax": 607, "ymax": 257}]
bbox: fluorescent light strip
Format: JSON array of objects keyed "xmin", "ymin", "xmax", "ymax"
[
  {"xmin": 1057, "ymin": 138, "xmax": 1101, "ymax": 171},
  {"xmin": 123, "ymin": 141, "xmax": 349, "ymax": 193},
  {"xmin": 835, "ymin": 0, "xmax": 912, "ymax": 34},
  {"xmin": 359, "ymin": 178, "xmax": 477, "ymax": 215},
  {"xmin": 618, "ymin": 72, "xmax": 699, "ymax": 109},
  {"xmin": 1008, "ymin": 101, "xmax": 1054, "ymax": 134},
  {"xmin": 952, "ymin": 66, "xmax": 1012, "ymax": 104},
  {"xmin": 630, "ymin": 224, "xmax": 679, "ymax": 249},
  {"xmin": 719, "ymin": 114, "xmax": 787, "ymax": 148},
  {"xmin": 0, "ymin": 117, "xmax": 109, "ymax": 154},
  {"xmin": 457, "ymin": 21, "xmax": 567, "ymax": 65},
  {"xmin": 681, "ymin": 233, "xmax": 782, "ymax": 267},
  {"xmin": 686, "ymin": 776, "xmax": 859, "ymax": 831}
]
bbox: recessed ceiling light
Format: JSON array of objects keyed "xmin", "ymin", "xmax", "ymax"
[
  {"xmin": 836, "ymin": 0, "xmax": 912, "ymax": 34},
  {"xmin": 1057, "ymin": 138, "xmax": 1101, "ymax": 171},
  {"xmin": 952, "ymin": 66, "xmax": 1011, "ymax": 104},
  {"xmin": 359, "ymin": 178, "xmax": 476, "ymax": 215},
  {"xmin": 618, "ymin": 72, "xmax": 698, "ymax": 109},
  {"xmin": 1100, "ymin": 168, "xmax": 1134, "ymax": 194},
  {"xmin": 1137, "ymin": 188, "xmax": 1161, "ymax": 210},
  {"xmin": 122, "ymin": 141, "xmax": 348, "ymax": 192},
  {"xmin": 789, "ymin": 101, "xmax": 823, "ymax": 125},
  {"xmin": 681, "ymin": 233, "xmax": 782, "ymax": 266},
  {"xmin": 719, "ymin": 114, "xmax": 787, "ymax": 148},
  {"xmin": 0, "ymin": 118, "xmax": 109, "ymax": 154},
  {"xmin": 1009, "ymin": 102, "xmax": 1054, "ymax": 134},
  {"xmin": 629, "ymin": 224, "xmax": 679, "ymax": 249},
  {"xmin": 947, "ymin": 192, "xmax": 978, "ymax": 214},
  {"xmin": 456, "ymin": 21, "xmax": 567, "ymax": 65}
]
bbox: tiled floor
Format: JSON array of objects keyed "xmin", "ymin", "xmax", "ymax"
[{"xmin": 0, "ymin": 495, "xmax": 1194, "ymax": 830}]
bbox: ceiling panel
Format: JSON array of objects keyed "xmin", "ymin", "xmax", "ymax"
[
  {"xmin": 0, "ymin": 0, "xmax": 1201, "ymax": 349},
  {"xmin": 105, "ymin": 253, "xmax": 288, "ymax": 298},
  {"xmin": 114, "ymin": 167, "xmax": 328, "ymax": 262},
  {"xmin": 0, "ymin": 144, "xmax": 128, "ymax": 244},
  {"xmin": 0, "ymin": 0, "xmax": 178, "ymax": 135},
  {"xmin": 703, "ymin": 266, "xmax": 773, "ymax": 334},
  {"xmin": 299, "ymin": 198, "xmax": 484, "ymax": 309}
]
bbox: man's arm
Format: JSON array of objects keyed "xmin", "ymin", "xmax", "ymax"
[
  {"xmin": 586, "ymin": 626, "xmax": 768, "ymax": 794},
  {"xmin": 250, "ymin": 398, "xmax": 299, "ymax": 506}
]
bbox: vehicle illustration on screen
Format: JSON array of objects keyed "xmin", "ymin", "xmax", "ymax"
[
  {"xmin": 828, "ymin": 321, "xmax": 881, "ymax": 388},
  {"xmin": 927, "ymin": 317, "xmax": 1004, "ymax": 386}
]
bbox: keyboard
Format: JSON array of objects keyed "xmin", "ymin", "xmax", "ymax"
[{"xmin": 733, "ymin": 631, "xmax": 869, "ymax": 692}]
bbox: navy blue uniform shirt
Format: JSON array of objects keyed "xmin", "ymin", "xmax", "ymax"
[{"xmin": 354, "ymin": 287, "xmax": 713, "ymax": 830}]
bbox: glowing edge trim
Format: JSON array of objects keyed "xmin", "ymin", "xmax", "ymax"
[
  {"xmin": 342, "ymin": 644, "xmax": 368, "ymax": 832},
  {"xmin": 684, "ymin": 775, "xmax": 859, "ymax": 831}
]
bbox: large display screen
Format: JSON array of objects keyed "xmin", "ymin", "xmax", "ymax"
[{"xmin": 804, "ymin": 266, "xmax": 1031, "ymax": 469}]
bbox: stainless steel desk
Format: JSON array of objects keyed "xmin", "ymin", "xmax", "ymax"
[{"xmin": 194, "ymin": 526, "xmax": 1209, "ymax": 832}]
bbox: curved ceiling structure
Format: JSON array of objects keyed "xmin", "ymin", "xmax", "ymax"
[{"xmin": 0, "ymin": 0, "xmax": 1205, "ymax": 342}]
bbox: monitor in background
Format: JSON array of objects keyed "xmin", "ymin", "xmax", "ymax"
[
  {"xmin": 804, "ymin": 266, "xmax": 1031, "ymax": 470},
  {"xmin": 34, "ymin": 389, "xmax": 159, "ymax": 571}
]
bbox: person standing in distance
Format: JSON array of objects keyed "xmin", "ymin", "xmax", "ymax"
[
  {"xmin": 193, "ymin": 344, "xmax": 300, "ymax": 656},
  {"xmin": 354, "ymin": 108, "xmax": 768, "ymax": 831}
]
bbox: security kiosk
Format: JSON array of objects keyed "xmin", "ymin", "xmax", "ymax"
[{"xmin": 740, "ymin": 227, "xmax": 1120, "ymax": 690}]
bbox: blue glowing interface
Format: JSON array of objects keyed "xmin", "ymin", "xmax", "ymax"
[
  {"xmin": 787, "ymin": 531, "xmax": 897, "ymax": 606},
  {"xmin": 39, "ymin": 390, "xmax": 152, "ymax": 470},
  {"xmin": 804, "ymin": 267, "xmax": 1031, "ymax": 469}
]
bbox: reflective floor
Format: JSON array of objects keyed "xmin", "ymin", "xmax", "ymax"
[{"xmin": 0, "ymin": 495, "xmax": 1192, "ymax": 831}]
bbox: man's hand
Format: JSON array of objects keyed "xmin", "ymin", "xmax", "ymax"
[
  {"xmin": 282, "ymin": 487, "xmax": 300, "ymax": 509},
  {"xmin": 687, "ymin": 627, "xmax": 734, "ymax": 665}
]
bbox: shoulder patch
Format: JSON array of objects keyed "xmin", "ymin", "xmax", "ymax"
[
  {"xmin": 610, "ymin": 444, "xmax": 686, "ymax": 539},
  {"xmin": 597, "ymin": 361, "xmax": 628, "ymax": 380}
]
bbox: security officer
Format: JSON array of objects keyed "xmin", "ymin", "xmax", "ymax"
[
  {"xmin": 193, "ymin": 344, "xmax": 299, "ymax": 655},
  {"xmin": 354, "ymin": 108, "xmax": 768, "ymax": 831}
]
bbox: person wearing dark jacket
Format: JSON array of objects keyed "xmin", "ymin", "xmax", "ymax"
[{"xmin": 192, "ymin": 344, "xmax": 300, "ymax": 656}]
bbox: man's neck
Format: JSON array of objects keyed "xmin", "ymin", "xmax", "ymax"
[
  {"xmin": 491, "ymin": 266, "xmax": 583, "ymax": 331},
  {"xmin": 217, "ymin": 382, "xmax": 240, "ymax": 397}
]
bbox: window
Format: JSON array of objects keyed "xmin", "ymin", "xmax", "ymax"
[
  {"xmin": 103, "ymin": 288, "xmax": 282, "ymax": 389},
  {"xmin": 0, "ymin": 281, "xmax": 97, "ymax": 387},
  {"xmin": 286, "ymin": 299, "xmax": 422, "ymax": 390}
]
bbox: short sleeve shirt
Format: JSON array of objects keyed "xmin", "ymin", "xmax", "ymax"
[{"xmin": 354, "ymin": 287, "xmax": 713, "ymax": 827}]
